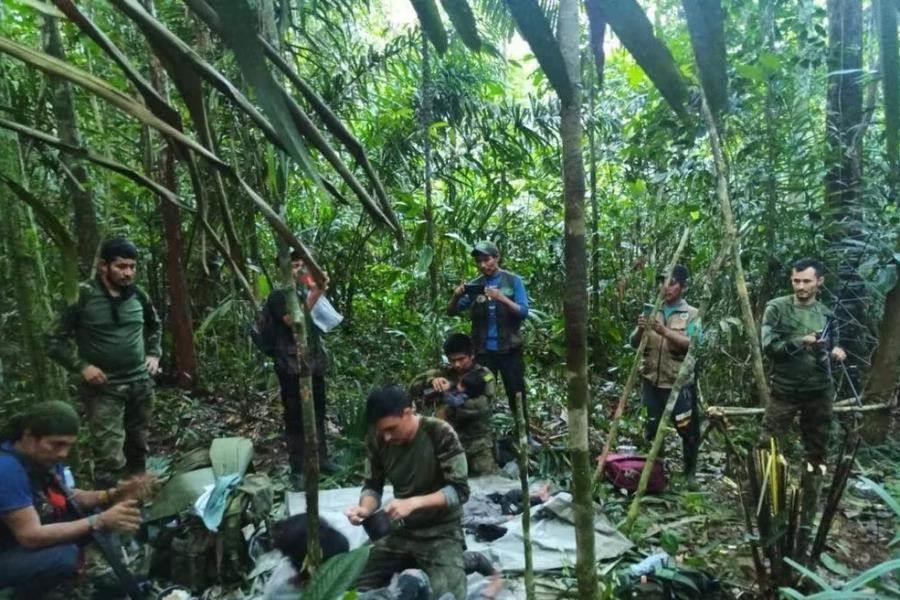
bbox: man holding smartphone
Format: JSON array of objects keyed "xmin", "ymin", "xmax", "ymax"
[
  {"xmin": 759, "ymin": 258, "xmax": 846, "ymax": 468},
  {"xmin": 630, "ymin": 265, "xmax": 701, "ymax": 480},
  {"xmin": 447, "ymin": 241, "xmax": 531, "ymax": 443}
]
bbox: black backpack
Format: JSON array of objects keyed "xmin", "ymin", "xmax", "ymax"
[{"xmin": 250, "ymin": 296, "xmax": 277, "ymax": 357}]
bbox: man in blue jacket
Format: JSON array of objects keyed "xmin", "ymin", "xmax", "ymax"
[{"xmin": 448, "ymin": 241, "xmax": 531, "ymax": 441}]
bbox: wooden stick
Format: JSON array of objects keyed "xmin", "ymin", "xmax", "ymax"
[
  {"xmin": 593, "ymin": 227, "xmax": 691, "ymax": 484},
  {"xmin": 514, "ymin": 392, "xmax": 535, "ymax": 600},
  {"xmin": 621, "ymin": 244, "xmax": 730, "ymax": 533},
  {"xmin": 707, "ymin": 402, "xmax": 891, "ymax": 417}
]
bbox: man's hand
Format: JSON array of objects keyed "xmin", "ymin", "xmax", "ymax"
[
  {"xmin": 345, "ymin": 505, "xmax": 372, "ymax": 526},
  {"xmin": 431, "ymin": 377, "xmax": 451, "ymax": 392},
  {"xmin": 801, "ymin": 334, "xmax": 818, "ymax": 348},
  {"xmin": 636, "ymin": 315, "xmax": 648, "ymax": 330},
  {"xmin": 385, "ymin": 497, "xmax": 420, "ymax": 521},
  {"xmin": 453, "ymin": 281, "xmax": 466, "ymax": 298},
  {"xmin": 831, "ymin": 346, "xmax": 847, "ymax": 362},
  {"xmin": 145, "ymin": 356, "xmax": 160, "ymax": 376},
  {"xmin": 81, "ymin": 364, "xmax": 107, "ymax": 386},
  {"xmin": 97, "ymin": 500, "xmax": 142, "ymax": 533},
  {"xmin": 484, "ymin": 286, "xmax": 503, "ymax": 301},
  {"xmin": 649, "ymin": 321, "xmax": 667, "ymax": 336},
  {"xmin": 115, "ymin": 474, "xmax": 159, "ymax": 502}
]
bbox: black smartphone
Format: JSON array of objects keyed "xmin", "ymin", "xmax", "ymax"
[{"xmin": 465, "ymin": 284, "xmax": 486, "ymax": 297}]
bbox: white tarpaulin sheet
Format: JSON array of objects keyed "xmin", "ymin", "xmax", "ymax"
[{"xmin": 286, "ymin": 475, "xmax": 632, "ymax": 573}]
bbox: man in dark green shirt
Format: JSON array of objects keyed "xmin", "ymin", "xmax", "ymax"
[
  {"xmin": 759, "ymin": 258, "xmax": 846, "ymax": 467},
  {"xmin": 346, "ymin": 385, "xmax": 469, "ymax": 599},
  {"xmin": 409, "ymin": 333, "xmax": 498, "ymax": 476},
  {"xmin": 47, "ymin": 238, "xmax": 161, "ymax": 486}
]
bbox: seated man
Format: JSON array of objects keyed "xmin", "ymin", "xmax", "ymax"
[
  {"xmin": 0, "ymin": 401, "xmax": 145, "ymax": 597},
  {"xmin": 346, "ymin": 385, "xmax": 469, "ymax": 600},
  {"xmin": 409, "ymin": 333, "xmax": 498, "ymax": 476}
]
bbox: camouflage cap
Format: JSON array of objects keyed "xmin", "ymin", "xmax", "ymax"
[{"xmin": 471, "ymin": 241, "xmax": 499, "ymax": 257}]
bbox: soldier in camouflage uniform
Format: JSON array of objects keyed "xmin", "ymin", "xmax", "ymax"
[
  {"xmin": 409, "ymin": 333, "xmax": 498, "ymax": 476},
  {"xmin": 760, "ymin": 258, "xmax": 847, "ymax": 467},
  {"xmin": 47, "ymin": 238, "xmax": 161, "ymax": 487},
  {"xmin": 346, "ymin": 385, "xmax": 469, "ymax": 600}
]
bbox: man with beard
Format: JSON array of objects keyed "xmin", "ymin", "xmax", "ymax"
[
  {"xmin": 447, "ymin": 241, "xmax": 531, "ymax": 442},
  {"xmin": 759, "ymin": 258, "xmax": 846, "ymax": 467},
  {"xmin": 48, "ymin": 237, "xmax": 161, "ymax": 487}
]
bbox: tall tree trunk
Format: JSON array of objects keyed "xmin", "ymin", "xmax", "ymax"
[
  {"xmin": 860, "ymin": 0, "xmax": 900, "ymax": 432},
  {"xmin": 0, "ymin": 128, "xmax": 65, "ymax": 401},
  {"xmin": 586, "ymin": 6, "xmax": 606, "ymax": 366},
  {"xmin": 825, "ymin": 0, "xmax": 870, "ymax": 385},
  {"xmin": 558, "ymin": 1, "xmax": 596, "ymax": 597},
  {"xmin": 421, "ymin": 32, "xmax": 438, "ymax": 304},
  {"xmin": 878, "ymin": 0, "xmax": 898, "ymax": 200},
  {"xmin": 42, "ymin": 16, "xmax": 100, "ymax": 277},
  {"xmin": 701, "ymin": 96, "xmax": 772, "ymax": 407},
  {"xmin": 143, "ymin": 0, "xmax": 197, "ymax": 389}
]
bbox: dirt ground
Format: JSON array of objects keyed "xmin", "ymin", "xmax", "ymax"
[{"xmin": 146, "ymin": 387, "xmax": 899, "ymax": 598}]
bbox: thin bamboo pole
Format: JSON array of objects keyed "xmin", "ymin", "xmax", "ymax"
[
  {"xmin": 594, "ymin": 227, "xmax": 691, "ymax": 483},
  {"xmin": 514, "ymin": 392, "xmax": 535, "ymax": 599},
  {"xmin": 699, "ymin": 94, "xmax": 771, "ymax": 407}
]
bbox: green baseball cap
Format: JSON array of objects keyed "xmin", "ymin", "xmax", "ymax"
[{"xmin": 471, "ymin": 241, "xmax": 499, "ymax": 257}]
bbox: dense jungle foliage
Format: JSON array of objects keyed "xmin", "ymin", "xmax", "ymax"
[{"xmin": 0, "ymin": 0, "xmax": 898, "ymax": 598}]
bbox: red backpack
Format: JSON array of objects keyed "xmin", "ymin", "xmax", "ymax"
[{"xmin": 601, "ymin": 454, "xmax": 667, "ymax": 494}]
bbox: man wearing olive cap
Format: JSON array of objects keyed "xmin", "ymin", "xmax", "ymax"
[
  {"xmin": 448, "ymin": 241, "xmax": 531, "ymax": 442},
  {"xmin": 630, "ymin": 265, "xmax": 702, "ymax": 480}
]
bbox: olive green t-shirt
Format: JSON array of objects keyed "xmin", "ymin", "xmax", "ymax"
[
  {"xmin": 362, "ymin": 417, "xmax": 469, "ymax": 532},
  {"xmin": 47, "ymin": 279, "xmax": 161, "ymax": 384},
  {"xmin": 761, "ymin": 295, "xmax": 837, "ymax": 393}
]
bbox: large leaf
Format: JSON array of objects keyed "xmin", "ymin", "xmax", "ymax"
[
  {"xmin": 681, "ymin": 0, "xmax": 727, "ymax": 117},
  {"xmin": 857, "ymin": 476, "xmax": 900, "ymax": 518},
  {"xmin": 505, "ymin": 0, "xmax": 574, "ymax": 105},
  {"xmin": 0, "ymin": 118, "xmax": 258, "ymax": 305},
  {"xmin": 439, "ymin": 0, "xmax": 482, "ymax": 50},
  {"xmin": 0, "ymin": 37, "xmax": 223, "ymax": 166},
  {"xmin": 409, "ymin": 0, "xmax": 449, "ymax": 54},
  {"xmin": 50, "ymin": 0, "xmax": 181, "ymax": 127},
  {"xmin": 301, "ymin": 545, "xmax": 371, "ymax": 599},
  {"xmin": 0, "ymin": 117, "xmax": 187, "ymax": 209},
  {"xmin": 0, "ymin": 172, "xmax": 76, "ymax": 254},
  {"xmin": 590, "ymin": 0, "xmax": 688, "ymax": 118},
  {"xmin": 206, "ymin": 0, "xmax": 396, "ymax": 235},
  {"xmin": 183, "ymin": 0, "xmax": 402, "ymax": 236}
]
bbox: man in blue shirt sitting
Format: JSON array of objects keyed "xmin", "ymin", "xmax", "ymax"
[
  {"xmin": 0, "ymin": 401, "xmax": 145, "ymax": 597},
  {"xmin": 448, "ymin": 241, "xmax": 532, "ymax": 443}
]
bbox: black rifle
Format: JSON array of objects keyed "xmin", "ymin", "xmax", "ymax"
[{"xmin": 54, "ymin": 474, "xmax": 148, "ymax": 600}]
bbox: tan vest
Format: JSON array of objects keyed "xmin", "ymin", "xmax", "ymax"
[{"xmin": 640, "ymin": 301, "xmax": 699, "ymax": 388}]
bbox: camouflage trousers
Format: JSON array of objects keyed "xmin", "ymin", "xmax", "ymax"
[
  {"xmin": 461, "ymin": 437, "xmax": 498, "ymax": 477},
  {"xmin": 355, "ymin": 526, "xmax": 466, "ymax": 600},
  {"xmin": 759, "ymin": 387, "xmax": 833, "ymax": 466},
  {"xmin": 80, "ymin": 378, "xmax": 154, "ymax": 486}
]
